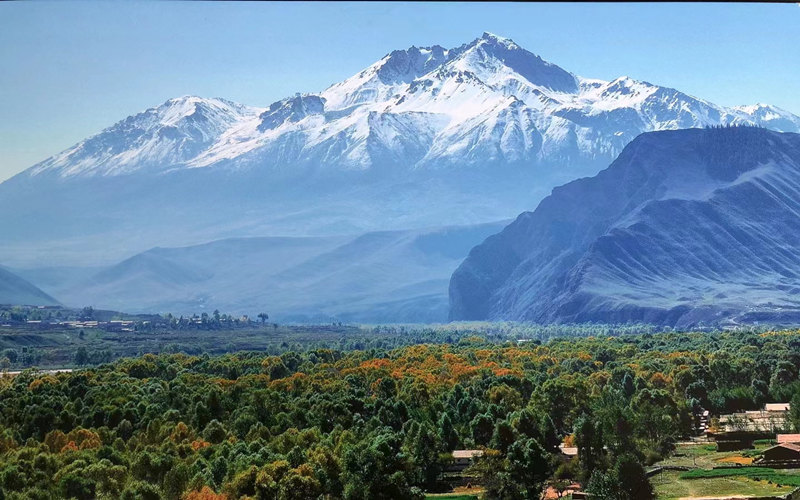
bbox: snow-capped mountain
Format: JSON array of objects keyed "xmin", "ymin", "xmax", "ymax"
[
  {"xmin": 26, "ymin": 32, "xmax": 800, "ymax": 180},
  {"xmin": 2, "ymin": 32, "xmax": 800, "ymax": 271},
  {"xmin": 31, "ymin": 97, "xmax": 258, "ymax": 178},
  {"xmin": 449, "ymin": 127, "xmax": 800, "ymax": 327}
]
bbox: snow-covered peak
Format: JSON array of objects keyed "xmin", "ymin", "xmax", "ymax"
[
  {"xmin": 21, "ymin": 33, "xmax": 800, "ymax": 181},
  {"xmin": 321, "ymin": 32, "xmax": 580, "ymax": 111},
  {"xmin": 575, "ymin": 76, "xmax": 660, "ymax": 111},
  {"xmin": 734, "ymin": 103, "xmax": 770, "ymax": 114},
  {"xmin": 445, "ymin": 33, "xmax": 578, "ymax": 94},
  {"xmin": 376, "ymin": 45, "xmax": 450, "ymax": 85},
  {"xmin": 479, "ymin": 31, "xmax": 521, "ymax": 49},
  {"xmin": 321, "ymin": 44, "xmax": 452, "ymax": 110},
  {"xmin": 146, "ymin": 96, "xmax": 253, "ymax": 131},
  {"xmin": 258, "ymin": 94, "xmax": 325, "ymax": 131},
  {"xmin": 732, "ymin": 103, "xmax": 800, "ymax": 132}
]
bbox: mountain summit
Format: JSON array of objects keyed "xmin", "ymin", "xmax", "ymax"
[
  {"xmin": 2, "ymin": 34, "xmax": 800, "ymax": 267},
  {"xmin": 23, "ymin": 33, "xmax": 800, "ymax": 180}
]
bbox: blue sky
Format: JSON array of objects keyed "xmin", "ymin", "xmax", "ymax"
[{"xmin": 1, "ymin": 1, "xmax": 798, "ymax": 181}]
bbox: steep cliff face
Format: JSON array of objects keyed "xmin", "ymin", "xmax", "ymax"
[{"xmin": 450, "ymin": 127, "xmax": 800, "ymax": 327}]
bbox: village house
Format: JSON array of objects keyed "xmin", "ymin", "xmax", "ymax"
[
  {"xmin": 766, "ymin": 403, "xmax": 791, "ymax": 412},
  {"xmin": 558, "ymin": 444, "xmax": 578, "ymax": 461},
  {"xmin": 716, "ymin": 403, "xmax": 791, "ymax": 433},
  {"xmin": 758, "ymin": 442, "xmax": 800, "ymax": 468},
  {"xmin": 447, "ymin": 450, "xmax": 484, "ymax": 473}
]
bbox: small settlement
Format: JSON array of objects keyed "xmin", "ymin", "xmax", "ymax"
[
  {"xmin": 707, "ymin": 402, "xmax": 798, "ymax": 466},
  {"xmin": 441, "ymin": 445, "xmax": 588, "ymax": 498}
]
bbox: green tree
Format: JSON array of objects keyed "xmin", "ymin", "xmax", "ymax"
[
  {"xmin": 341, "ymin": 432, "xmax": 422, "ymax": 500},
  {"xmin": 789, "ymin": 392, "xmax": 800, "ymax": 431},
  {"xmin": 163, "ymin": 463, "xmax": 190, "ymax": 500},
  {"xmin": 202, "ymin": 419, "xmax": 228, "ymax": 444},
  {"xmin": 490, "ymin": 420, "xmax": 516, "ymax": 453},
  {"xmin": 405, "ymin": 423, "xmax": 441, "ymax": 490},
  {"xmin": 506, "ymin": 437, "xmax": 552, "ymax": 499},
  {"xmin": 75, "ymin": 346, "xmax": 89, "ymax": 366},
  {"xmin": 471, "ymin": 413, "xmax": 494, "ymax": 446},
  {"xmin": 80, "ymin": 306, "xmax": 94, "ymax": 320},
  {"xmin": 615, "ymin": 453, "xmax": 654, "ymax": 499},
  {"xmin": 438, "ymin": 412, "xmax": 458, "ymax": 451},
  {"xmin": 586, "ymin": 453, "xmax": 653, "ymax": 500},
  {"xmin": 120, "ymin": 480, "xmax": 163, "ymax": 500},
  {"xmin": 59, "ymin": 473, "xmax": 95, "ymax": 500},
  {"xmin": 574, "ymin": 414, "xmax": 604, "ymax": 482},
  {"xmin": 1, "ymin": 349, "xmax": 17, "ymax": 364}
]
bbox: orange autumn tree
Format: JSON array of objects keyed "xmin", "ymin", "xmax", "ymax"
[{"xmin": 183, "ymin": 486, "xmax": 228, "ymax": 500}]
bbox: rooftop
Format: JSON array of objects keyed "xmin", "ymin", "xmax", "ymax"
[
  {"xmin": 765, "ymin": 403, "xmax": 791, "ymax": 412},
  {"xmin": 776, "ymin": 434, "xmax": 800, "ymax": 444},
  {"xmin": 559, "ymin": 446, "xmax": 578, "ymax": 457},
  {"xmin": 766, "ymin": 442, "xmax": 800, "ymax": 453}
]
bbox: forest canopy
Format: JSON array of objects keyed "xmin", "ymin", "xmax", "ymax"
[{"xmin": 1, "ymin": 328, "xmax": 800, "ymax": 499}]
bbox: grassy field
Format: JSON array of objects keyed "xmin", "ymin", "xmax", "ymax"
[
  {"xmin": 425, "ymin": 496, "xmax": 480, "ymax": 500},
  {"xmin": 681, "ymin": 467, "xmax": 800, "ymax": 485},
  {"xmin": 425, "ymin": 486, "xmax": 484, "ymax": 499},
  {"xmin": 653, "ymin": 469, "xmax": 793, "ymax": 499},
  {"xmin": 655, "ymin": 442, "xmax": 774, "ymax": 469},
  {"xmin": 653, "ymin": 443, "xmax": 798, "ymax": 499}
]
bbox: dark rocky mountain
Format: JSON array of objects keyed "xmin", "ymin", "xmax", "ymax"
[{"xmin": 449, "ymin": 127, "xmax": 800, "ymax": 327}]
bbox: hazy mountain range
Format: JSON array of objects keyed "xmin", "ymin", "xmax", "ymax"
[
  {"xmin": 3, "ymin": 32, "xmax": 798, "ymax": 267},
  {"xmin": 14, "ymin": 222, "xmax": 504, "ymax": 322},
  {"xmin": 0, "ymin": 267, "xmax": 58, "ymax": 308},
  {"xmin": 2, "ymin": 33, "xmax": 800, "ymax": 324}
]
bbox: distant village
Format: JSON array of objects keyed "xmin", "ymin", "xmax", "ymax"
[{"xmin": 0, "ymin": 304, "xmax": 263, "ymax": 332}]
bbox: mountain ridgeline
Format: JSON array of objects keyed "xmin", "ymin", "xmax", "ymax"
[
  {"xmin": 449, "ymin": 127, "xmax": 800, "ymax": 328},
  {"xmin": 2, "ymin": 33, "xmax": 799, "ymax": 267},
  {"xmin": 2, "ymin": 33, "xmax": 800, "ymax": 326}
]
